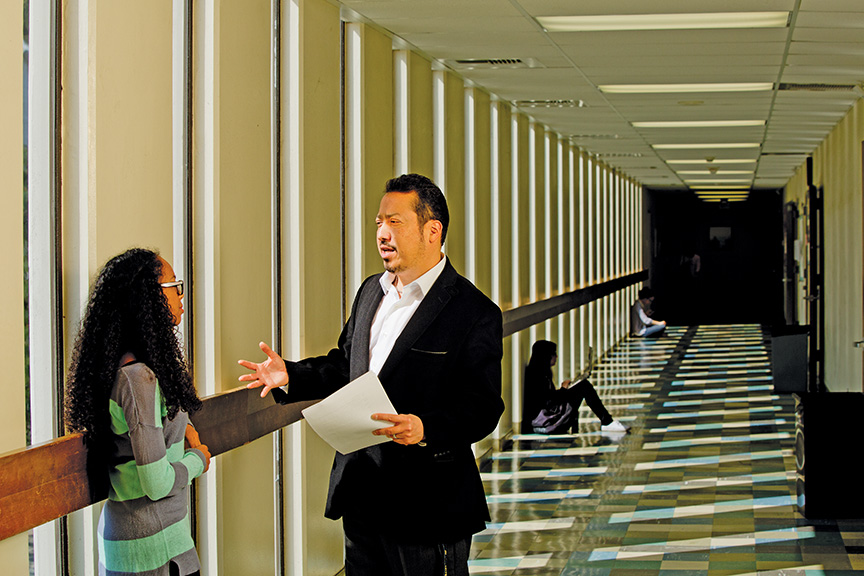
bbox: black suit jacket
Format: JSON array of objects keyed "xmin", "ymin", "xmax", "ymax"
[{"xmin": 273, "ymin": 260, "xmax": 504, "ymax": 542}]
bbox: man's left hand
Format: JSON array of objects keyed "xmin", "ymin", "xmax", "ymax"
[{"xmin": 371, "ymin": 413, "xmax": 424, "ymax": 445}]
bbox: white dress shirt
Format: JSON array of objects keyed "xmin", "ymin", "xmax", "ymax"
[{"xmin": 368, "ymin": 255, "xmax": 447, "ymax": 375}]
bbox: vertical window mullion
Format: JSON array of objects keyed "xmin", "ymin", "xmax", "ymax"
[{"xmin": 28, "ymin": 0, "xmax": 64, "ymax": 572}]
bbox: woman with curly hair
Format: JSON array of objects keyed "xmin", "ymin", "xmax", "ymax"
[{"xmin": 65, "ymin": 248, "xmax": 210, "ymax": 576}]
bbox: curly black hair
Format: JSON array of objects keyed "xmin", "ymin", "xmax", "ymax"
[{"xmin": 65, "ymin": 248, "xmax": 201, "ymax": 440}]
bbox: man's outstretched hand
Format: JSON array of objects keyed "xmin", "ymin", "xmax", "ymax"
[{"xmin": 238, "ymin": 341, "xmax": 289, "ymax": 398}]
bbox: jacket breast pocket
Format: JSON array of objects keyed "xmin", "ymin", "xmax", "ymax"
[{"xmin": 410, "ymin": 348, "xmax": 448, "ymax": 356}]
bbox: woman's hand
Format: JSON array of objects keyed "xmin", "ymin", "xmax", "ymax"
[
  {"xmin": 184, "ymin": 424, "xmax": 201, "ymax": 449},
  {"xmin": 197, "ymin": 444, "xmax": 211, "ymax": 473}
]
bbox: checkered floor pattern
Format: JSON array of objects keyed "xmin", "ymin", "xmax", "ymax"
[{"xmin": 470, "ymin": 325, "xmax": 864, "ymax": 576}]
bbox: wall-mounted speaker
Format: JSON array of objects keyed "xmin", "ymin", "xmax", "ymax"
[{"xmin": 795, "ymin": 392, "xmax": 864, "ymax": 518}]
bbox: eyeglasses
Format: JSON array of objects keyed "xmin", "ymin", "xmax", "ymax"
[{"xmin": 160, "ymin": 279, "xmax": 184, "ymax": 296}]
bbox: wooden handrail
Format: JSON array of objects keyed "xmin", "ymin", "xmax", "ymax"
[
  {"xmin": 0, "ymin": 386, "xmax": 316, "ymax": 541},
  {"xmin": 0, "ymin": 271, "xmax": 645, "ymax": 541}
]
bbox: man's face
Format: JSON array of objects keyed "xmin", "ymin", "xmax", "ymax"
[{"xmin": 376, "ymin": 191, "xmax": 436, "ymax": 277}]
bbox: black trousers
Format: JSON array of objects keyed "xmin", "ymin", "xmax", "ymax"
[
  {"xmin": 560, "ymin": 379, "xmax": 613, "ymax": 426},
  {"xmin": 168, "ymin": 563, "xmax": 199, "ymax": 576},
  {"xmin": 343, "ymin": 515, "xmax": 471, "ymax": 576}
]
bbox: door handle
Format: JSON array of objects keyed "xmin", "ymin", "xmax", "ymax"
[{"xmin": 855, "ymin": 341, "xmax": 864, "ymax": 348}]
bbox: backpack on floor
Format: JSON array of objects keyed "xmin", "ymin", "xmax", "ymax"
[{"xmin": 531, "ymin": 400, "xmax": 574, "ymax": 434}]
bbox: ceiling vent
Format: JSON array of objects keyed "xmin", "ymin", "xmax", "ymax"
[
  {"xmin": 572, "ymin": 134, "xmax": 619, "ymax": 139},
  {"xmin": 456, "ymin": 58, "xmax": 522, "ymax": 67},
  {"xmin": 450, "ymin": 58, "xmax": 544, "ymax": 70},
  {"xmin": 515, "ymin": 99, "xmax": 585, "ymax": 108},
  {"xmin": 778, "ymin": 83, "xmax": 858, "ymax": 92},
  {"xmin": 599, "ymin": 152, "xmax": 643, "ymax": 158}
]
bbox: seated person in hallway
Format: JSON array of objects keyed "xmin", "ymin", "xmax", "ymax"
[
  {"xmin": 64, "ymin": 248, "xmax": 210, "ymax": 576},
  {"xmin": 630, "ymin": 287, "xmax": 666, "ymax": 337},
  {"xmin": 522, "ymin": 340, "xmax": 629, "ymax": 434},
  {"xmin": 238, "ymin": 174, "xmax": 503, "ymax": 576}
]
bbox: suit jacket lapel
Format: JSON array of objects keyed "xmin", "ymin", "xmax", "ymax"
[
  {"xmin": 351, "ymin": 275, "xmax": 384, "ymax": 379},
  {"xmin": 377, "ymin": 262, "xmax": 457, "ymax": 382}
]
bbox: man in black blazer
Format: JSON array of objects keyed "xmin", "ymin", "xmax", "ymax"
[{"xmin": 239, "ymin": 174, "xmax": 504, "ymax": 576}]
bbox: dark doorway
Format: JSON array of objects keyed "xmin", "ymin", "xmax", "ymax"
[{"xmin": 646, "ymin": 189, "xmax": 785, "ymax": 326}]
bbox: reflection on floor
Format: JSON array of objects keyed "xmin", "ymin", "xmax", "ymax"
[{"xmin": 471, "ymin": 325, "xmax": 864, "ymax": 576}]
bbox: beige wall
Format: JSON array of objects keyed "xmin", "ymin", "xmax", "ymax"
[
  {"xmin": 298, "ymin": 1, "xmax": 346, "ymax": 574},
  {"xmin": 786, "ymin": 98, "xmax": 864, "ymax": 392},
  {"xmin": 444, "ymin": 71, "xmax": 466, "ymax": 273},
  {"xmin": 358, "ymin": 23, "xmax": 394, "ymax": 282},
  {"xmin": 496, "ymin": 103, "xmax": 514, "ymax": 436},
  {"xmin": 0, "ymin": 0, "xmax": 28, "ymax": 570},
  {"xmin": 215, "ymin": 1, "xmax": 277, "ymax": 573},
  {"xmin": 473, "ymin": 89, "xmax": 492, "ymax": 294},
  {"xmin": 497, "ymin": 104, "xmax": 513, "ymax": 309},
  {"xmin": 93, "ymin": 1, "xmax": 174, "ymax": 261},
  {"xmin": 516, "ymin": 116, "xmax": 531, "ymax": 307},
  {"xmin": 408, "ymin": 52, "xmax": 433, "ymax": 177}
]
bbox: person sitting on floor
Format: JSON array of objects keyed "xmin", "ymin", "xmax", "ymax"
[
  {"xmin": 522, "ymin": 340, "xmax": 629, "ymax": 434},
  {"xmin": 630, "ymin": 287, "xmax": 666, "ymax": 337}
]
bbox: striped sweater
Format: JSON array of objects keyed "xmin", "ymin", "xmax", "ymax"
[{"xmin": 98, "ymin": 362, "xmax": 206, "ymax": 576}]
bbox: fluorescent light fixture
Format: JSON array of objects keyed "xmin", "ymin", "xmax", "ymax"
[
  {"xmin": 653, "ymin": 143, "xmax": 761, "ymax": 150},
  {"xmin": 634, "ymin": 120, "xmax": 765, "ymax": 128},
  {"xmin": 685, "ymin": 179, "xmax": 753, "ymax": 184},
  {"xmin": 677, "ymin": 170, "xmax": 755, "ymax": 175},
  {"xmin": 599, "ymin": 83, "xmax": 774, "ymax": 94},
  {"xmin": 537, "ymin": 12, "xmax": 790, "ymax": 32},
  {"xmin": 693, "ymin": 185, "xmax": 751, "ymax": 190},
  {"xmin": 667, "ymin": 159, "xmax": 757, "ymax": 164},
  {"xmin": 694, "ymin": 189, "xmax": 750, "ymax": 196},
  {"xmin": 701, "ymin": 198, "xmax": 748, "ymax": 202}
]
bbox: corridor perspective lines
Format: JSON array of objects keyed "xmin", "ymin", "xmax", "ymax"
[{"xmin": 470, "ymin": 325, "xmax": 864, "ymax": 576}]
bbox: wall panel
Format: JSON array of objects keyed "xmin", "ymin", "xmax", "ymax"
[
  {"xmin": 297, "ymin": 1, "xmax": 346, "ymax": 574},
  {"xmin": 408, "ymin": 52, "xmax": 433, "ymax": 177},
  {"xmin": 215, "ymin": 1, "xmax": 275, "ymax": 573},
  {"xmin": 787, "ymin": 98, "xmax": 864, "ymax": 393},
  {"xmin": 444, "ymin": 71, "xmax": 466, "ymax": 273},
  {"xmin": 0, "ymin": 0, "xmax": 28, "ymax": 569}
]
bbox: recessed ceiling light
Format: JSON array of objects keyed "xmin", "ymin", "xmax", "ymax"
[
  {"xmin": 667, "ymin": 159, "xmax": 757, "ymax": 164},
  {"xmin": 634, "ymin": 120, "xmax": 765, "ymax": 128},
  {"xmin": 695, "ymin": 191, "xmax": 750, "ymax": 196},
  {"xmin": 599, "ymin": 82, "xmax": 774, "ymax": 94},
  {"xmin": 685, "ymin": 179, "xmax": 753, "ymax": 184},
  {"xmin": 537, "ymin": 12, "xmax": 789, "ymax": 32},
  {"xmin": 653, "ymin": 143, "xmax": 761, "ymax": 150},
  {"xmin": 678, "ymin": 170, "xmax": 755, "ymax": 175}
]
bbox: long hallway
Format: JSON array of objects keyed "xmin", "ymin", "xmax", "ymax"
[{"xmin": 472, "ymin": 325, "xmax": 863, "ymax": 576}]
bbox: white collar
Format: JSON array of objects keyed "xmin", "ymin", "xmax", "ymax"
[{"xmin": 378, "ymin": 254, "xmax": 447, "ymax": 297}]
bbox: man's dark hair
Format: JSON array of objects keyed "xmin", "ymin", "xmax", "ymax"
[
  {"xmin": 385, "ymin": 173, "xmax": 450, "ymax": 245},
  {"xmin": 638, "ymin": 287, "xmax": 654, "ymax": 300}
]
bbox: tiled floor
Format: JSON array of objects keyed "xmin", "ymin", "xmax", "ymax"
[{"xmin": 471, "ymin": 325, "xmax": 864, "ymax": 576}]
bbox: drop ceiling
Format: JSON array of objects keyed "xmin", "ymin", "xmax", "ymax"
[{"xmin": 338, "ymin": 0, "xmax": 864, "ymax": 190}]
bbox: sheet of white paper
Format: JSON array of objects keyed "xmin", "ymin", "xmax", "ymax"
[{"xmin": 301, "ymin": 371, "xmax": 396, "ymax": 455}]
